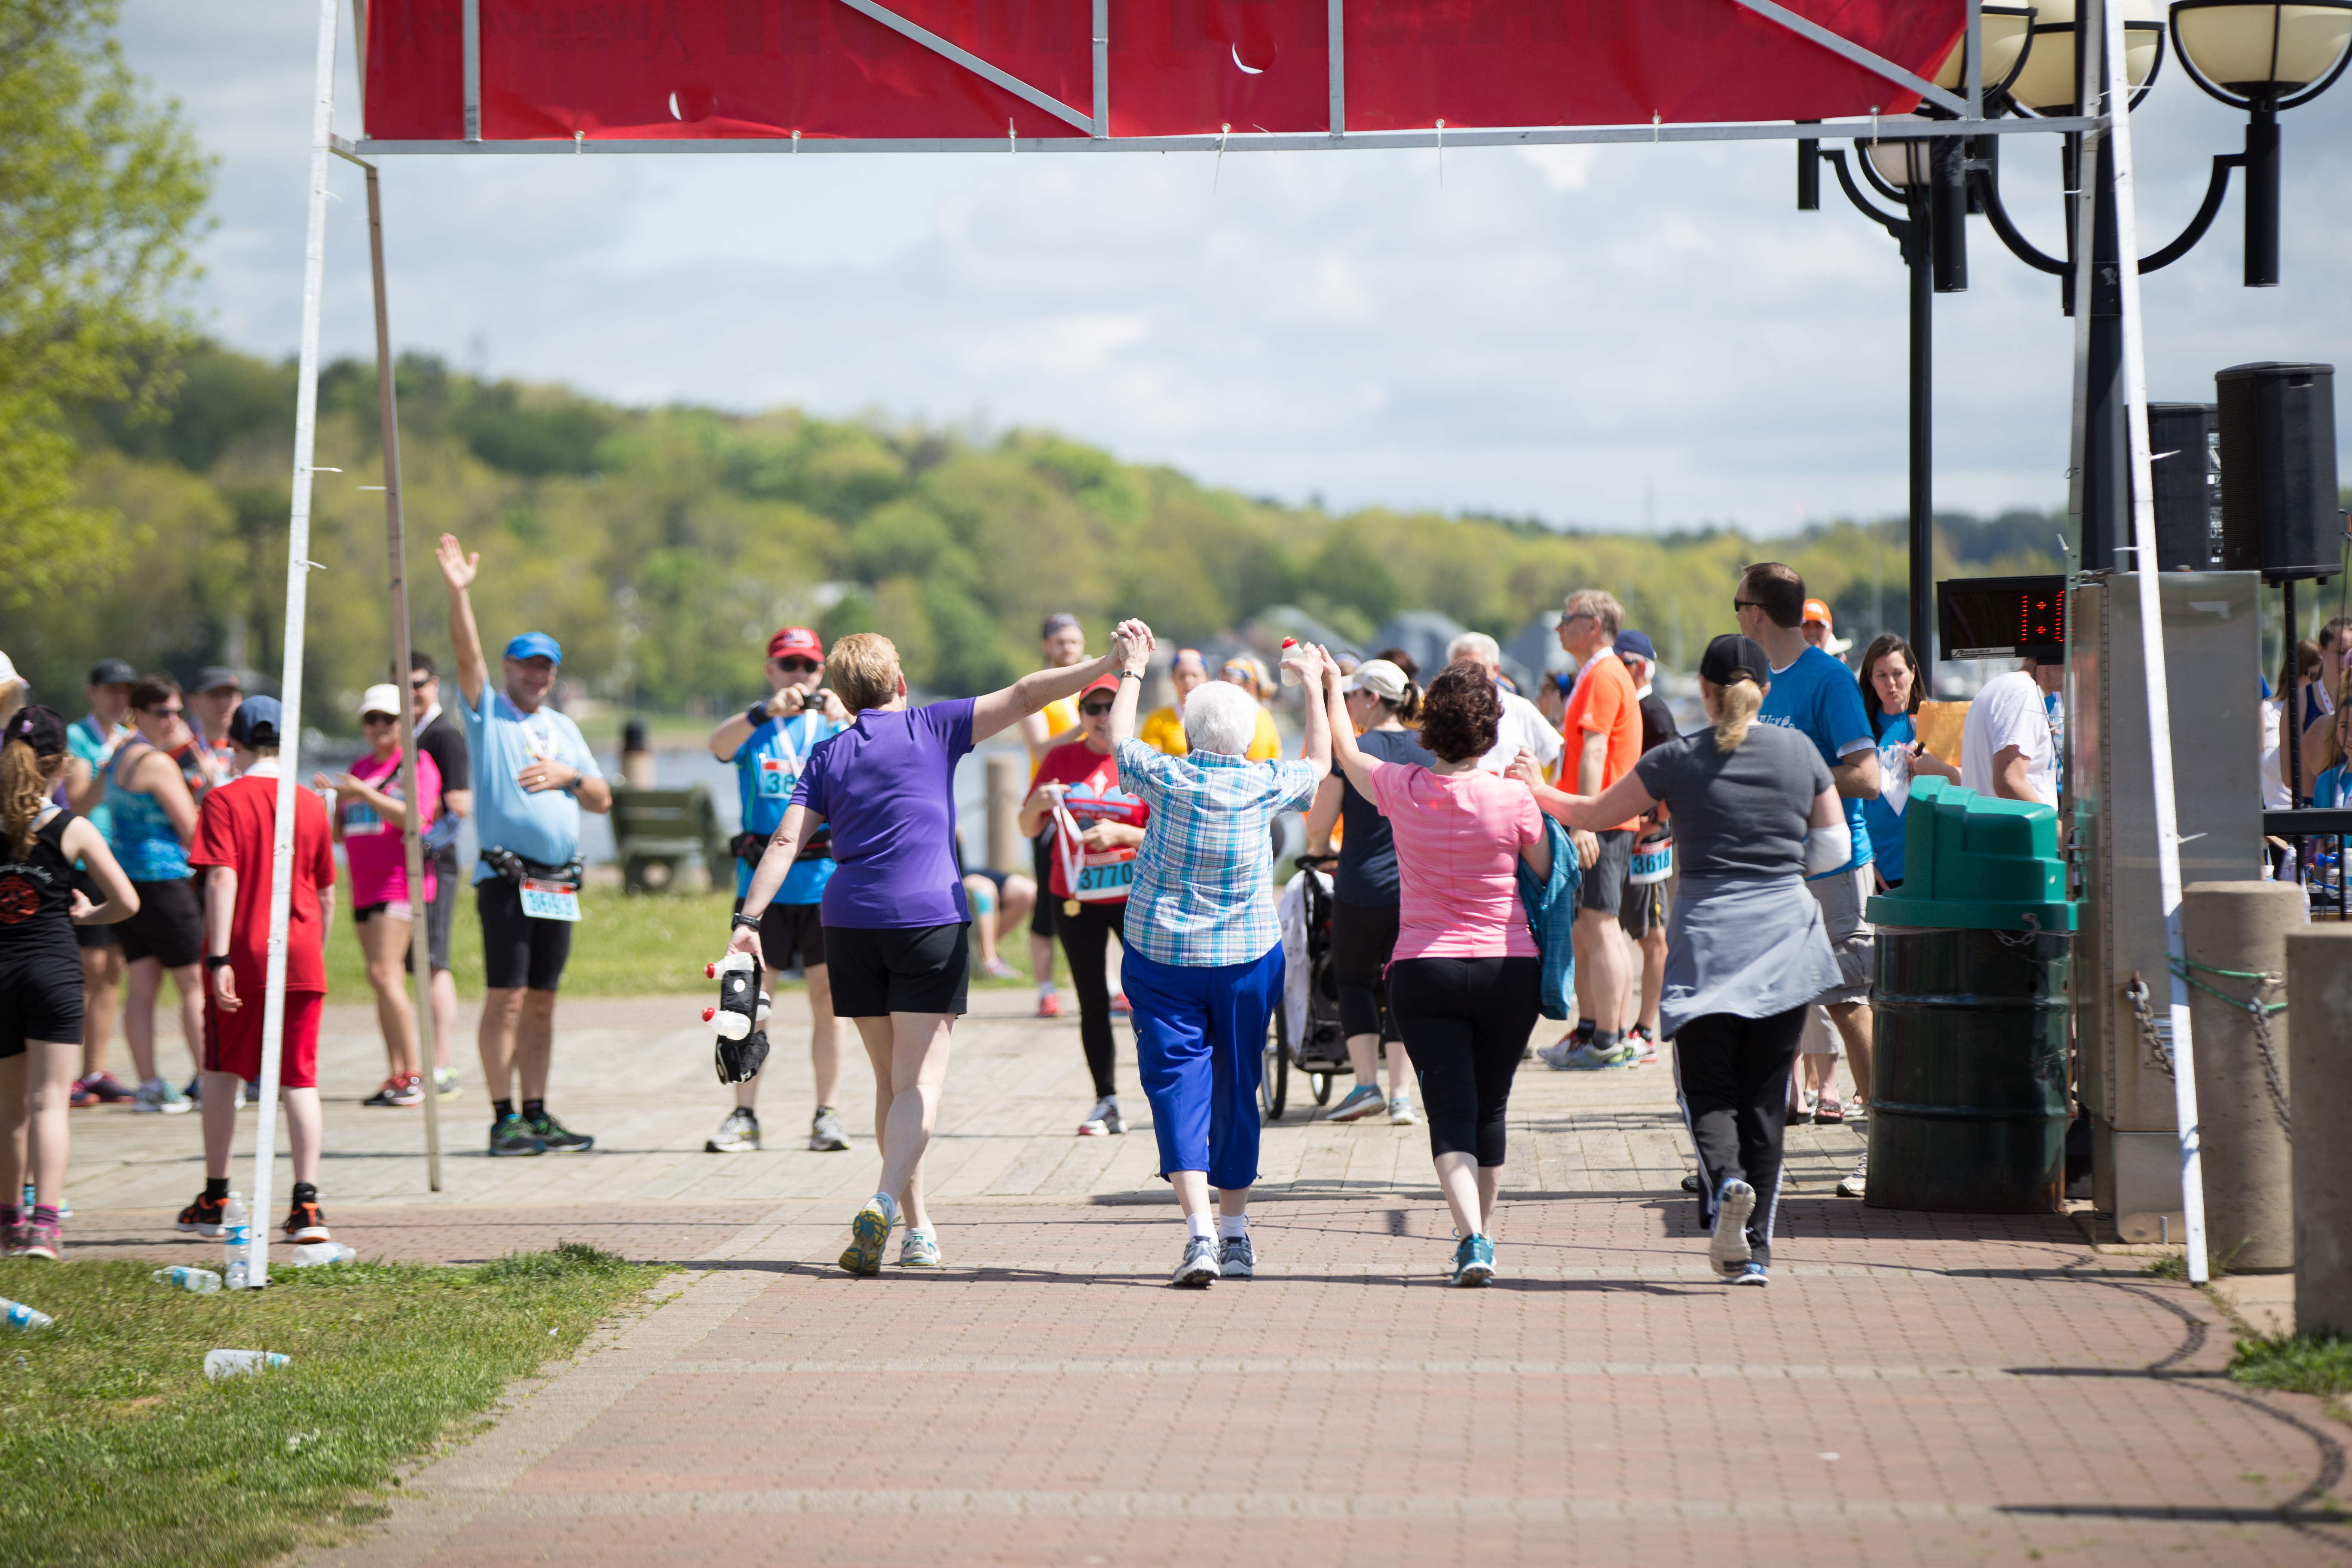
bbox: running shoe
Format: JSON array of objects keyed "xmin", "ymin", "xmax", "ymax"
[
  {"xmin": 1626, "ymin": 1026, "xmax": 1659, "ymax": 1066},
  {"xmin": 1387, "ymin": 1097, "xmax": 1419, "ymax": 1126},
  {"xmin": 1728, "ymin": 1262, "xmax": 1770, "ymax": 1287},
  {"xmin": 1837, "ymin": 1152, "xmax": 1868, "ymax": 1199},
  {"xmin": 176, "ymin": 1191, "xmax": 226, "ymax": 1237},
  {"xmin": 1036, "ymin": 992, "xmax": 1064, "ymax": 1019},
  {"xmin": 183, "ymin": 1075, "xmax": 200, "ymax": 1105},
  {"xmin": 980, "ymin": 957, "xmax": 1020, "ymax": 980},
  {"xmin": 488, "ymin": 1114, "xmax": 546, "ymax": 1157},
  {"xmin": 1172, "ymin": 1235, "xmax": 1220, "ymax": 1288},
  {"xmin": 133, "ymin": 1079, "xmax": 191, "ymax": 1115},
  {"xmin": 12, "ymin": 1220, "xmax": 61, "ymax": 1261},
  {"xmin": 68, "ymin": 1079, "xmax": 94, "ymax": 1109},
  {"xmin": 839, "ymin": 1197, "xmax": 894, "ymax": 1276},
  {"xmin": 1111, "ymin": 992, "xmax": 1131, "ymax": 1015},
  {"xmin": 706, "ymin": 1107, "xmax": 760, "ymax": 1153},
  {"xmin": 527, "ymin": 1112, "xmax": 594, "ymax": 1153},
  {"xmin": 1709, "ymin": 1179, "xmax": 1757, "ymax": 1277},
  {"xmin": 1, "ymin": 1216, "xmax": 25, "ymax": 1256},
  {"xmin": 77, "ymin": 1071, "xmax": 135, "ymax": 1105},
  {"xmin": 1541, "ymin": 1039, "xmax": 1638, "ymax": 1071},
  {"xmin": 1451, "ymin": 1233, "xmax": 1495, "ymax": 1287},
  {"xmin": 15, "ymin": 1186, "xmax": 69, "ymax": 1221},
  {"xmin": 898, "ymin": 1228, "xmax": 941, "ymax": 1268},
  {"xmin": 810, "ymin": 1106, "xmax": 851, "ymax": 1152},
  {"xmin": 1325, "ymin": 1084, "xmax": 1384, "ymax": 1122},
  {"xmin": 434, "ymin": 1067, "xmax": 462, "ymax": 1101},
  {"xmin": 282, "ymin": 1187, "xmax": 331, "ymax": 1244},
  {"xmin": 364, "ymin": 1075, "xmax": 425, "ymax": 1108},
  {"xmin": 1217, "ymin": 1232, "xmax": 1255, "ymax": 1278},
  {"xmin": 1681, "ymin": 1173, "xmax": 1703, "ymax": 1193},
  {"xmin": 1078, "ymin": 1096, "xmax": 1125, "ymax": 1137}
]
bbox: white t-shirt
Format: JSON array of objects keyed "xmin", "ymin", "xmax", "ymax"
[
  {"xmin": 1477, "ymin": 688, "xmax": 1565, "ymax": 776},
  {"xmin": 1960, "ymin": 669, "xmax": 2056, "ymax": 804},
  {"xmin": 2259, "ymin": 698, "xmax": 2292, "ymax": 810}
]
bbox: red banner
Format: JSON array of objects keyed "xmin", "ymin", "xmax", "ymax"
[{"xmin": 364, "ymin": 0, "xmax": 1960, "ymax": 142}]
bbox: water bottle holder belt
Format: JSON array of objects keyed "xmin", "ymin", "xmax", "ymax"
[{"xmin": 483, "ymin": 848, "xmax": 584, "ymax": 889}]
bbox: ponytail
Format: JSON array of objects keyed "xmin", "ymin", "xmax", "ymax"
[
  {"xmin": 1, "ymin": 740, "xmax": 60, "ymax": 858},
  {"xmin": 1381, "ymin": 679, "xmax": 1423, "ymax": 727},
  {"xmin": 1712, "ymin": 679, "xmax": 1762, "ymax": 753}
]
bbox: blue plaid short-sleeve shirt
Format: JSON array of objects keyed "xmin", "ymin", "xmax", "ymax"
[{"xmin": 1115, "ymin": 739, "xmax": 1320, "ymax": 968}]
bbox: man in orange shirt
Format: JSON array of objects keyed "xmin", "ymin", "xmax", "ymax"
[{"xmin": 1537, "ymin": 590, "xmax": 1645, "ymax": 1071}]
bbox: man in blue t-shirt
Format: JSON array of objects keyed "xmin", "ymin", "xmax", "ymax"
[
  {"xmin": 1736, "ymin": 563, "xmax": 1883, "ymax": 1200},
  {"xmin": 437, "ymin": 533, "xmax": 612, "ymax": 1161},
  {"xmin": 702, "ymin": 626, "xmax": 851, "ymax": 1158}
]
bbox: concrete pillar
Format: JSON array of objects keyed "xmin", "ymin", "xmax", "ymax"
[
  {"xmin": 985, "ymin": 753, "xmax": 1023, "ymax": 876},
  {"xmin": 2291, "ymin": 926, "xmax": 2352, "ymax": 1334},
  {"xmin": 2182, "ymin": 882, "xmax": 2301, "ymax": 1272}
]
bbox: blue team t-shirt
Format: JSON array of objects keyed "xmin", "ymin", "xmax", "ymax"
[
  {"xmin": 732, "ymin": 711, "xmax": 842, "ymax": 902},
  {"xmin": 1862, "ymin": 712, "xmax": 1914, "ymax": 883},
  {"xmin": 1758, "ymin": 644, "xmax": 1874, "ymax": 877},
  {"xmin": 788, "ymin": 700, "xmax": 975, "ymax": 930},
  {"xmin": 458, "ymin": 684, "xmax": 603, "ymax": 881}
]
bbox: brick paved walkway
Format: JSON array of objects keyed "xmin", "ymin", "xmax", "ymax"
[{"xmin": 57, "ymin": 992, "xmax": 2347, "ymax": 1564}]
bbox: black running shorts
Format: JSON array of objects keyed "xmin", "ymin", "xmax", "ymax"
[
  {"xmin": 1578, "ymin": 829, "xmax": 1634, "ymax": 918},
  {"xmin": 823, "ymin": 922, "xmax": 970, "ymax": 1018},
  {"xmin": 734, "ymin": 897, "xmax": 825, "ymax": 973},
  {"xmin": 476, "ymin": 877, "xmax": 572, "ymax": 992},
  {"xmin": 116, "ymin": 876, "xmax": 205, "ymax": 969},
  {"xmin": 72, "ymin": 871, "xmax": 119, "ymax": 951},
  {"xmin": 0, "ymin": 954, "xmax": 85, "ymax": 1054}
]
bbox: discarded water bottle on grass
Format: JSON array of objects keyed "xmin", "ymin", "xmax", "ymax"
[
  {"xmin": 290, "ymin": 1242, "xmax": 355, "ymax": 1268},
  {"xmin": 203, "ymin": 1349, "xmax": 289, "ymax": 1379},
  {"xmin": 221, "ymin": 1191, "xmax": 252, "ymax": 1289},
  {"xmin": 153, "ymin": 1266, "xmax": 223, "ymax": 1293},
  {"xmin": 3, "ymin": 1299, "xmax": 54, "ymax": 1332}
]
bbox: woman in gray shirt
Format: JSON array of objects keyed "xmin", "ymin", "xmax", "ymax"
[{"xmin": 1516, "ymin": 634, "xmax": 1842, "ymax": 1287}]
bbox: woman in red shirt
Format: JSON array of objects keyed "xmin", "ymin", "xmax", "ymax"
[{"xmin": 1019, "ymin": 674, "xmax": 1150, "ymax": 1138}]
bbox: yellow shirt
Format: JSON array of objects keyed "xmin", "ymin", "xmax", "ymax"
[
  {"xmin": 1245, "ymin": 706, "xmax": 1281, "ymax": 762},
  {"xmin": 1139, "ymin": 704, "xmax": 1188, "ymax": 755},
  {"xmin": 1029, "ymin": 695, "xmax": 1080, "ymax": 763}
]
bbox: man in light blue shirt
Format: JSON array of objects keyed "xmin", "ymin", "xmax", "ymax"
[
  {"xmin": 1736, "ymin": 563, "xmax": 1882, "ymax": 1201},
  {"xmin": 437, "ymin": 533, "xmax": 611, "ymax": 1160}
]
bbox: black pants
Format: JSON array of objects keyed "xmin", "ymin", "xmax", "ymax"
[
  {"xmin": 1057, "ymin": 899, "xmax": 1126, "ymax": 1099},
  {"xmin": 1389, "ymin": 956, "xmax": 1540, "ymax": 1167},
  {"xmin": 1329, "ymin": 897, "xmax": 1402, "ymax": 1042},
  {"xmin": 1675, "ymin": 1006, "xmax": 1806, "ymax": 1268}
]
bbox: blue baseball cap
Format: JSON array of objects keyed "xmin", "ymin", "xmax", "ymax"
[
  {"xmin": 503, "ymin": 632, "xmax": 561, "ymax": 664},
  {"xmin": 1615, "ymin": 630, "xmax": 1658, "ymax": 664},
  {"xmin": 227, "ymin": 697, "xmax": 282, "ymax": 749}
]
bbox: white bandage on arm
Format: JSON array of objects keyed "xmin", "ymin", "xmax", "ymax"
[{"xmin": 1804, "ymin": 821, "xmax": 1853, "ymax": 878}]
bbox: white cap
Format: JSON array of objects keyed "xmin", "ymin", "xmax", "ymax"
[
  {"xmin": 0, "ymin": 651, "xmax": 22, "ymax": 694},
  {"xmin": 1340, "ymin": 658, "xmax": 1412, "ymax": 703},
  {"xmin": 357, "ymin": 683, "xmax": 403, "ymax": 720}
]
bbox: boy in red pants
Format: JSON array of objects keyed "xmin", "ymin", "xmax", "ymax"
[{"xmin": 174, "ymin": 699, "xmax": 340, "ymax": 1245}]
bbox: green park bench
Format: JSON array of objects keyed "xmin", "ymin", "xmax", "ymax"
[{"xmin": 609, "ymin": 783, "xmax": 729, "ymax": 894}]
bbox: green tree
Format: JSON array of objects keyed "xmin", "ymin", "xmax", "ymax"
[{"xmin": 0, "ymin": 0, "xmax": 210, "ymax": 608}]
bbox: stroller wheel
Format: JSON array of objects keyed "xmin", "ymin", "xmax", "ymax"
[
  {"xmin": 1311, "ymin": 1071, "xmax": 1333, "ymax": 1107},
  {"xmin": 1262, "ymin": 1011, "xmax": 1290, "ymax": 1121}
]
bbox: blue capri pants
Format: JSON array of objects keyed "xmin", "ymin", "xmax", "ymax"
[{"xmin": 1124, "ymin": 943, "xmax": 1283, "ymax": 1192}]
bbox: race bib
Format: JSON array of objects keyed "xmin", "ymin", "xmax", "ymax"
[
  {"xmin": 1052, "ymin": 799, "xmax": 1137, "ymax": 905},
  {"xmin": 519, "ymin": 878, "xmax": 582, "ymax": 922},
  {"xmin": 1628, "ymin": 836, "xmax": 1673, "ymax": 885},
  {"xmin": 757, "ymin": 756, "xmax": 793, "ymax": 799}
]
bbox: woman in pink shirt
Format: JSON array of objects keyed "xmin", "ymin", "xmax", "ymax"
[
  {"xmin": 313, "ymin": 685, "xmax": 439, "ymax": 1108},
  {"xmin": 1319, "ymin": 654, "xmax": 1551, "ymax": 1286}
]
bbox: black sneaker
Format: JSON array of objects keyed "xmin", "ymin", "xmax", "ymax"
[
  {"xmin": 528, "ymin": 1112, "xmax": 594, "ymax": 1153},
  {"xmin": 176, "ymin": 1191, "xmax": 226, "ymax": 1236},
  {"xmin": 489, "ymin": 1113, "xmax": 545, "ymax": 1157},
  {"xmin": 283, "ymin": 1187, "xmax": 331, "ymax": 1244}
]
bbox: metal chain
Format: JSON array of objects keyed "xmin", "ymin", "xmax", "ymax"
[
  {"xmin": 1994, "ymin": 913, "xmax": 2047, "ymax": 949},
  {"xmin": 2125, "ymin": 972, "xmax": 2174, "ymax": 1079},
  {"xmin": 2125, "ymin": 965, "xmax": 2292, "ymax": 1140}
]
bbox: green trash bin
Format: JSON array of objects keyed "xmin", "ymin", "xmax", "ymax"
[{"xmin": 1863, "ymin": 776, "xmax": 2076, "ymax": 1214}]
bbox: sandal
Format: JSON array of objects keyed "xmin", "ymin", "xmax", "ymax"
[{"xmin": 1815, "ymin": 1096, "xmax": 1847, "ymax": 1124}]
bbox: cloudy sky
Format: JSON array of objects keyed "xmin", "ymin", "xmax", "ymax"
[{"xmin": 119, "ymin": 2, "xmax": 2352, "ymax": 534}]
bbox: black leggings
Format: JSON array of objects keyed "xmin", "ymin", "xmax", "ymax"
[
  {"xmin": 1674, "ymin": 1006, "xmax": 1806, "ymax": 1268},
  {"xmin": 1389, "ymin": 956, "xmax": 1541, "ymax": 1167},
  {"xmin": 1329, "ymin": 896, "xmax": 1402, "ymax": 1042},
  {"xmin": 1057, "ymin": 899, "xmax": 1126, "ymax": 1099}
]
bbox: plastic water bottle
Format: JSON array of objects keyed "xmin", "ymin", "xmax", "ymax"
[
  {"xmin": 203, "ymin": 1349, "xmax": 289, "ymax": 1380},
  {"xmin": 152, "ymin": 1266, "xmax": 224, "ymax": 1293},
  {"xmin": 2, "ymin": 1298, "xmax": 54, "ymax": 1332},
  {"xmin": 1278, "ymin": 637, "xmax": 1302, "ymax": 686},
  {"xmin": 289, "ymin": 1242, "xmax": 355, "ymax": 1268},
  {"xmin": 221, "ymin": 1191, "xmax": 251, "ymax": 1289}
]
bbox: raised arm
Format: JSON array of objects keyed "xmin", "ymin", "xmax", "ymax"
[
  {"xmin": 436, "ymin": 534, "xmax": 487, "ymax": 707},
  {"xmin": 972, "ymin": 620, "xmax": 1153, "ymax": 744},
  {"xmin": 1319, "ymin": 653, "xmax": 1375, "ymax": 799},
  {"xmin": 1291, "ymin": 643, "xmax": 1331, "ymax": 784},
  {"xmin": 1106, "ymin": 621, "xmax": 1150, "ymax": 745},
  {"xmin": 1303, "ymin": 776, "xmax": 1342, "ymax": 856}
]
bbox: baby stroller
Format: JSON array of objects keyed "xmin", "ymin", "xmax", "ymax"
[{"xmin": 1265, "ymin": 858, "xmax": 1353, "ymax": 1118}]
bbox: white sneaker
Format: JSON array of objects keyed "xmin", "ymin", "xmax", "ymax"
[
  {"xmin": 132, "ymin": 1079, "xmax": 191, "ymax": 1115},
  {"xmin": 1387, "ymin": 1097, "xmax": 1418, "ymax": 1125},
  {"xmin": 1078, "ymin": 1096, "xmax": 1124, "ymax": 1136},
  {"xmin": 1216, "ymin": 1232, "xmax": 1255, "ymax": 1277},
  {"xmin": 1837, "ymin": 1152, "xmax": 1868, "ymax": 1199},
  {"xmin": 705, "ymin": 1107, "xmax": 760, "ymax": 1153},
  {"xmin": 1709, "ymin": 1179, "xmax": 1756, "ymax": 1277},
  {"xmin": 1172, "ymin": 1235, "xmax": 1221, "ymax": 1287}
]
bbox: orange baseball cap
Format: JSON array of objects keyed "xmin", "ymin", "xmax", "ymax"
[{"xmin": 1802, "ymin": 598, "xmax": 1834, "ymax": 628}]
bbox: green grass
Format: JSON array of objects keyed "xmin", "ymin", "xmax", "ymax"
[
  {"xmin": 318, "ymin": 884, "xmax": 1063, "ymax": 1001},
  {"xmin": 2230, "ymin": 1334, "xmax": 2352, "ymax": 1400},
  {"xmin": 0, "ymin": 1245, "xmax": 669, "ymax": 1568}
]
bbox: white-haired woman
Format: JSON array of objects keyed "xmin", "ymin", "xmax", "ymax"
[
  {"xmin": 1110, "ymin": 641, "xmax": 1330, "ymax": 1286},
  {"xmin": 726, "ymin": 622, "xmax": 1155, "ymax": 1276},
  {"xmin": 1515, "ymin": 634, "xmax": 1842, "ymax": 1288}
]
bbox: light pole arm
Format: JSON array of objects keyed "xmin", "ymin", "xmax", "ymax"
[
  {"xmin": 1972, "ymin": 162, "xmax": 2068, "ymax": 275},
  {"xmin": 1821, "ymin": 148, "xmax": 1911, "ymax": 242},
  {"xmin": 2137, "ymin": 151, "xmax": 2245, "ymax": 273}
]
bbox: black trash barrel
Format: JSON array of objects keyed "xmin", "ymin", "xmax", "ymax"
[{"xmin": 1865, "ymin": 925, "xmax": 2071, "ymax": 1213}]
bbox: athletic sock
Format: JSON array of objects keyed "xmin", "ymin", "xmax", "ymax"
[
  {"xmin": 1215, "ymin": 1214, "xmax": 1247, "ymax": 1240},
  {"xmin": 1037, "ymin": 982, "xmax": 1057, "ymax": 997},
  {"xmin": 1592, "ymin": 1029, "xmax": 1623, "ymax": 1052},
  {"xmin": 0, "ymin": 1205, "xmax": 19, "ymax": 1230},
  {"xmin": 521, "ymin": 1099, "xmax": 546, "ymax": 1123},
  {"xmin": 31, "ymin": 1205, "xmax": 58, "ymax": 1229},
  {"xmin": 492, "ymin": 1099, "xmax": 514, "ymax": 1122},
  {"xmin": 290, "ymin": 1183, "xmax": 317, "ymax": 1204},
  {"xmin": 204, "ymin": 1177, "xmax": 230, "ymax": 1203},
  {"xmin": 1185, "ymin": 1212, "xmax": 1214, "ymax": 1241}
]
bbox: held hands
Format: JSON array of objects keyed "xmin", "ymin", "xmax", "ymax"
[
  {"xmin": 435, "ymin": 533, "xmax": 479, "ymax": 592},
  {"xmin": 1111, "ymin": 618, "xmax": 1155, "ymax": 674}
]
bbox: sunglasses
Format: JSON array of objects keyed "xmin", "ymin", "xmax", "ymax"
[
  {"xmin": 774, "ymin": 657, "xmax": 821, "ymax": 674},
  {"xmin": 143, "ymin": 705, "xmax": 184, "ymax": 719},
  {"xmin": 1079, "ymin": 701, "xmax": 1115, "ymax": 717},
  {"xmin": 409, "ymin": 676, "xmax": 431, "ymax": 689},
  {"xmin": 1732, "ymin": 598, "xmax": 1763, "ymax": 614},
  {"xmin": 363, "ymin": 712, "xmax": 397, "ymax": 724}
]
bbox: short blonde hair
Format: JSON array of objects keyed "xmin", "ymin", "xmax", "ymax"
[
  {"xmin": 1562, "ymin": 588, "xmax": 1623, "ymax": 638},
  {"xmin": 826, "ymin": 633, "xmax": 901, "ymax": 713}
]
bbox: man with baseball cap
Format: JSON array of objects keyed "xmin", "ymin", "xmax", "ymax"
[
  {"xmin": 703, "ymin": 627, "xmax": 851, "ymax": 1155},
  {"xmin": 62, "ymin": 658, "xmax": 138, "ymax": 1107},
  {"xmin": 1801, "ymin": 600, "xmax": 1853, "ymax": 662},
  {"xmin": 436, "ymin": 534, "xmax": 611, "ymax": 1159},
  {"xmin": 187, "ymin": 668, "xmax": 244, "ymax": 788}
]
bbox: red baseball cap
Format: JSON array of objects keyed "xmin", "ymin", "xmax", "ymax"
[
  {"xmin": 1079, "ymin": 674, "xmax": 1121, "ymax": 701},
  {"xmin": 767, "ymin": 627, "xmax": 823, "ymax": 661}
]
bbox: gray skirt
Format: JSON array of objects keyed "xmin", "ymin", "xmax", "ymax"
[{"xmin": 1660, "ymin": 873, "xmax": 1845, "ymax": 1039}]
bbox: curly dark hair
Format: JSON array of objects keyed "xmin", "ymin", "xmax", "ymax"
[{"xmin": 1418, "ymin": 661, "xmax": 1501, "ymax": 764}]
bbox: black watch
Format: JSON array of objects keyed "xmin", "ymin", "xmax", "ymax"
[
  {"xmin": 731, "ymin": 912, "xmax": 763, "ymax": 931},
  {"xmin": 204, "ymin": 954, "xmax": 231, "ymax": 971}
]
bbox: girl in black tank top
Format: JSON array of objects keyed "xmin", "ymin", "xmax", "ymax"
[{"xmin": 0, "ymin": 809, "xmax": 86, "ymax": 965}]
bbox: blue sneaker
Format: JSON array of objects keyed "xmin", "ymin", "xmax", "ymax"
[
  {"xmin": 1708, "ymin": 1179, "xmax": 1756, "ymax": 1277},
  {"xmin": 1324, "ymin": 1084, "xmax": 1385, "ymax": 1122},
  {"xmin": 838, "ymin": 1197, "xmax": 894, "ymax": 1276},
  {"xmin": 1729, "ymin": 1262, "xmax": 1770, "ymax": 1287},
  {"xmin": 1451, "ymin": 1233, "xmax": 1495, "ymax": 1287}
]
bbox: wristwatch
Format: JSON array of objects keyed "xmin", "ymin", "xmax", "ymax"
[
  {"xmin": 1119, "ymin": 669, "xmax": 1143, "ymax": 682},
  {"xmin": 731, "ymin": 912, "xmax": 763, "ymax": 932},
  {"xmin": 204, "ymin": 954, "xmax": 231, "ymax": 971}
]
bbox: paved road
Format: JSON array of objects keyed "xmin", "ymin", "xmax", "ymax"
[{"xmin": 54, "ymin": 992, "xmax": 2348, "ymax": 1565}]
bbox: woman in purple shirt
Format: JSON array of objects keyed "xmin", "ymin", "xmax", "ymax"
[{"xmin": 728, "ymin": 621, "xmax": 1155, "ymax": 1276}]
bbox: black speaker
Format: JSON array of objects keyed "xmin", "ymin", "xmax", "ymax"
[
  {"xmin": 2216, "ymin": 362, "xmax": 2340, "ymax": 582},
  {"xmin": 2147, "ymin": 403, "xmax": 2221, "ymax": 570}
]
